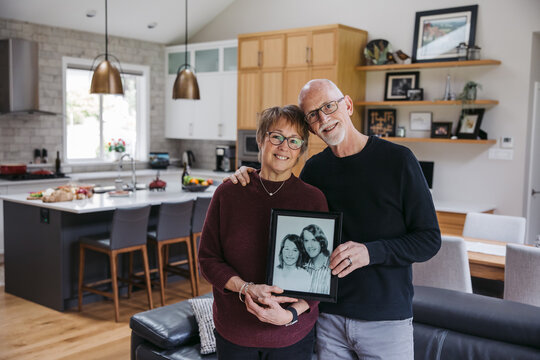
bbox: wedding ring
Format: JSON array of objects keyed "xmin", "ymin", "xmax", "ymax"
[{"xmin": 347, "ymin": 257, "xmax": 352, "ymax": 267}]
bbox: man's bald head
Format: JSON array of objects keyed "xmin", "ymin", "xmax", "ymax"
[{"xmin": 298, "ymin": 79, "xmax": 344, "ymax": 111}]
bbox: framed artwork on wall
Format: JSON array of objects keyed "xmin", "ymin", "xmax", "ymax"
[
  {"xmin": 367, "ymin": 109, "xmax": 397, "ymax": 136},
  {"xmin": 410, "ymin": 112, "xmax": 432, "ymax": 131},
  {"xmin": 431, "ymin": 122, "xmax": 453, "ymax": 138},
  {"xmin": 384, "ymin": 72, "xmax": 420, "ymax": 101},
  {"xmin": 412, "ymin": 5, "xmax": 478, "ymax": 63}
]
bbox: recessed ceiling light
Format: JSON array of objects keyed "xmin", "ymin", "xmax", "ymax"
[
  {"xmin": 147, "ymin": 22, "xmax": 158, "ymax": 29},
  {"xmin": 86, "ymin": 10, "xmax": 97, "ymax": 18}
]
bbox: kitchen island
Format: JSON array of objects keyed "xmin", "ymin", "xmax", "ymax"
[{"xmin": 1, "ymin": 183, "xmax": 214, "ymax": 311}]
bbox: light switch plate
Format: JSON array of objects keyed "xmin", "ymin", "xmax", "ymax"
[
  {"xmin": 489, "ymin": 148, "xmax": 514, "ymax": 160},
  {"xmin": 500, "ymin": 136, "xmax": 514, "ymax": 148}
]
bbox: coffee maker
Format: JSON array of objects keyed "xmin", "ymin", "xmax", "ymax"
[{"xmin": 215, "ymin": 145, "xmax": 236, "ymax": 172}]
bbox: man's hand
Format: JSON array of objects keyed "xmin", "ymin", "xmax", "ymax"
[
  {"xmin": 222, "ymin": 166, "xmax": 256, "ymax": 186},
  {"xmin": 329, "ymin": 241, "xmax": 370, "ymax": 278},
  {"xmin": 246, "ymin": 284, "xmax": 298, "ymax": 304},
  {"xmin": 245, "ymin": 294, "xmax": 294, "ymax": 326}
]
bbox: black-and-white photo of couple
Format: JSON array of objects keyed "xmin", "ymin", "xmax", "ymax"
[{"xmin": 272, "ymin": 218, "xmax": 335, "ymax": 296}]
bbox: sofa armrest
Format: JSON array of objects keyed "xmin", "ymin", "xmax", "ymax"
[
  {"xmin": 413, "ymin": 286, "xmax": 540, "ymax": 350},
  {"xmin": 130, "ymin": 292, "xmax": 213, "ymax": 349}
]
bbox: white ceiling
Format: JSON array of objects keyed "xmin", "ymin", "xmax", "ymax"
[{"xmin": 0, "ymin": 0, "xmax": 237, "ymax": 45}]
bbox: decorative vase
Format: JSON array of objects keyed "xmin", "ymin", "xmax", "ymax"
[
  {"xmin": 114, "ymin": 152, "xmax": 122, "ymax": 161},
  {"xmin": 465, "ymin": 87, "xmax": 477, "ymax": 100}
]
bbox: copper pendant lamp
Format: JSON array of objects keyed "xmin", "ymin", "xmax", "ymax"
[
  {"xmin": 172, "ymin": 0, "xmax": 200, "ymax": 100},
  {"xmin": 90, "ymin": 0, "xmax": 124, "ymax": 95}
]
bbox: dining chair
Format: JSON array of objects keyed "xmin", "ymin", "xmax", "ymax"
[
  {"xmin": 504, "ymin": 243, "xmax": 540, "ymax": 307},
  {"xmin": 190, "ymin": 196, "xmax": 212, "ymax": 296},
  {"xmin": 462, "ymin": 212, "xmax": 526, "ymax": 244},
  {"xmin": 413, "ymin": 235, "xmax": 472, "ymax": 293},
  {"xmin": 78, "ymin": 205, "xmax": 153, "ymax": 322}
]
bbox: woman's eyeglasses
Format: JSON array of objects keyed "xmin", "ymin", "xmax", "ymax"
[{"xmin": 266, "ymin": 131, "xmax": 304, "ymax": 150}]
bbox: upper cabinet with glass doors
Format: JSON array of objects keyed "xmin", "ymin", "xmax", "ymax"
[{"xmin": 165, "ymin": 39, "xmax": 238, "ymax": 140}]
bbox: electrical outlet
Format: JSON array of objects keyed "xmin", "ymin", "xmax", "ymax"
[{"xmin": 500, "ymin": 136, "xmax": 514, "ymax": 148}]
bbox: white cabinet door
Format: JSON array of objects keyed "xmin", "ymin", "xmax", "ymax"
[
  {"xmin": 194, "ymin": 74, "xmax": 222, "ymax": 140},
  {"xmin": 220, "ymin": 72, "xmax": 238, "ymax": 140},
  {"xmin": 165, "ymin": 76, "xmax": 198, "ymax": 139}
]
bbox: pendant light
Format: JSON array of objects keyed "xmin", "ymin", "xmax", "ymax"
[
  {"xmin": 172, "ymin": 0, "xmax": 200, "ymax": 100},
  {"xmin": 90, "ymin": 0, "xmax": 124, "ymax": 95}
]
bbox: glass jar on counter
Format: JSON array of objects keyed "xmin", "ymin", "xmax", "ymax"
[
  {"xmin": 396, "ymin": 126, "xmax": 406, "ymax": 137},
  {"xmin": 467, "ymin": 45, "xmax": 481, "ymax": 60}
]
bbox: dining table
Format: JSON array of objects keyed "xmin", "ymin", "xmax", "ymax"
[{"xmin": 463, "ymin": 236, "xmax": 507, "ymax": 281}]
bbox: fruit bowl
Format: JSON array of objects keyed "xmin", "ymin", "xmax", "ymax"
[{"xmin": 182, "ymin": 184, "xmax": 210, "ymax": 192}]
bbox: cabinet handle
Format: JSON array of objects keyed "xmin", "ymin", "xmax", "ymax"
[
  {"xmin": 306, "ymin": 47, "xmax": 310, "ymax": 64},
  {"xmin": 258, "ymin": 51, "xmax": 262, "ymax": 67},
  {"xmin": 533, "ymin": 189, "xmax": 540, "ymax": 196},
  {"xmin": 189, "ymin": 123, "xmax": 193, "ymax": 136},
  {"xmin": 218, "ymin": 123, "xmax": 223, "ymax": 137}
]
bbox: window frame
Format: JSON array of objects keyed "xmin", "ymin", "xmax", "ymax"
[{"xmin": 62, "ymin": 56, "xmax": 150, "ymax": 163}]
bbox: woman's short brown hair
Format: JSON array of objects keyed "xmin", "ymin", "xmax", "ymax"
[{"xmin": 256, "ymin": 105, "xmax": 309, "ymax": 155}]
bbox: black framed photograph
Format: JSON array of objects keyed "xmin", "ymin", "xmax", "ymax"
[
  {"xmin": 384, "ymin": 72, "xmax": 420, "ymax": 101},
  {"xmin": 407, "ymin": 88, "xmax": 424, "ymax": 101},
  {"xmin": 431, "ymin": 122, "xmax": 453, "ymax": 138},
  {"xmin": 367, "ymin": 108, "xmax": 397, "ymax": 136},
  {"xmin": 412, "ymin": 5, "xmax": 478, "ymax": 63},
  {"xmin": 456, "ymin": 108, "xmax": 485, "ymax": 139},
  {"xmin": 266, "ymin": 209, "xmax": 342, "ymax": 302}
]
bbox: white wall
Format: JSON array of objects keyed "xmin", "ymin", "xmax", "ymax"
[{"xmin": 192, "ymin": 0, "xmax": 540, "ymax": 216}]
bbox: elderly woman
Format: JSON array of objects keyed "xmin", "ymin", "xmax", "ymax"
[
  {"xmin": 301, "ymin": 224, "xmax": 331, "ymax": 295},
  {"xmin": 199, "ymin": 105, "xmax": 328, "ymax": 359},
  {"xmin": 273, "ymin": 234, "xmax": 311, "ymax": 293}
]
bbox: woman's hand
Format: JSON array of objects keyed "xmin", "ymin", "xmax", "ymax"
[
  {"xmin": 245, "ymin": 293, "xmax": 295, "ymax": 326},
  {"xmin": 246, "ymin": 284, "xmax": 298, "ymax": 304},
  {"xmin": 222, "ymin": 166, "xmax": 256, "ymax": 186}
]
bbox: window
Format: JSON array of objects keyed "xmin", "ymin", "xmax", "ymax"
[{"xmin": 62, "ymin": 57, "xmax": 149, "ymax": 162}]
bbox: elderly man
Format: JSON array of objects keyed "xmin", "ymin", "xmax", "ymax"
[{"xmin": 228, "ymin": 79, "xmax": 441, "ymax": 359}]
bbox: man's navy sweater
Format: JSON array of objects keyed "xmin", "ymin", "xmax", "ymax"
[{"xmin": 300, "ymin": 136, "xmax": 441, "ymax": 320}]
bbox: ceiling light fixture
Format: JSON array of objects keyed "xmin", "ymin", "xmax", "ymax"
[
  {"xmin": 172, "ymin": 0, "xmax": 200, "ymax": 100},
  {"xmin": 90, "ymin": 0, "xmax": 124, "ymax": 95}
]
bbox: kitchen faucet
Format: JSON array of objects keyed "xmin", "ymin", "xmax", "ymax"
[{"xmin": 118, "ymin": 153, "xmax": 137, "ymax": 191}]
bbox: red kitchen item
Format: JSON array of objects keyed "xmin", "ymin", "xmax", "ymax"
[
  {"xmin": 0, "ymin": 164, "xmax": 27, "ymax": 174},
  {"xmin": 31, "ymin": 169, "xmax": 54, "ymax": 175}
]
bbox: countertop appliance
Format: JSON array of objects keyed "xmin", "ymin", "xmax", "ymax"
[
  {"xmin": 237, "ymin": 130, "xmax": 259, "ymax": 163},
  {"xmin": 149, "ymin": 152, "xmax": 170, "ymax": 169},
  {"xmin": 0, "ymin": 38, "xmax": 56, "ymax": 115},
  {"xmin": 215, "ymin": 145, "xmax": 236, "ymax": 172},
  {"xmin": 182, "ymin": 150, "xmax": 195, "ymax": 167}
]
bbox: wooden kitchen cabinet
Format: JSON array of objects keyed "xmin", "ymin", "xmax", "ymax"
[
  {"xmin": 165, "ymin": 39, "xmax": 238, "ymax": 140},
  {"xmin": 237, "ymin": 24, "xmax": 367, "ymax": 173}
]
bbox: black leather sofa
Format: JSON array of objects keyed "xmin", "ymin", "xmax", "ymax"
[{"xmin": 131, "ymin": 286, "xmax": 540, "ymax": 360}]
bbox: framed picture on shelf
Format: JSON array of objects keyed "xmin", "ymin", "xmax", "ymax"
[
  {"xmin": 431, "ymin": 122, "xmax": 453, "ymax": 138},
  {"xmin": 412, "ymin": 5, "xmax": 478, "ymax": 63},
  {"xmin": 384, "ymin": 72, "xmax": 420, "ymax": 101},
  {"xmin": 266, "ymin": 209, "xmax": 342, "ymax": 302},
  {"xmin": 367, "ymin": 109, "xmax": 397, "ymax": 136},
  {"xmin": 407, "ymin": 88, "xmax": 424, "ymax": 101},
  {"xmin": 410, "ymin": 112, "xmax": 432, "ymax": 131},
  {"xmin": 456, "ymin": 108, "xmax": 485, "ymax": 139}
]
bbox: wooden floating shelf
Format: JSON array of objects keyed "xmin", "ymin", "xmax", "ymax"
[
  {"xmin": 356, "ymin": 59, "xmax": 501, "ymax": 71},
  {"xmin": 355, "ymin": 100, "xmax": 499, "ymax": 106},
  {"xmin": 384, "ymin": 137, "xmax": 496, "ymax": 144}
]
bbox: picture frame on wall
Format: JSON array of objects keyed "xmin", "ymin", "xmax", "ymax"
[
  {"xmin": 431, "ymin": 122, "xmax": 453, "ymax": 138},
  {"xmin": 407, "ymin": 88, "xmax": 424, "ymax": 101},
  {"xmin": 367, "ymin": 108, "xmax": 397, "ymax": 136},
  {"xmin": 384, "ymin": 72, "xmax": 420, "ymax": 101},
  {"xmin": 266, "ymin": 209, "xmax": 342, "ymax": 303},
  {"xmin": 410, "ymin": 112, "xmax": 432, "ymax": 131},
  {"xmin": 412, "ymin": 5, "xmax": 478, "ymax": 63},
  {"xmin": 456, "ymin": 108, "xmax": 485, "ymax": 139}
]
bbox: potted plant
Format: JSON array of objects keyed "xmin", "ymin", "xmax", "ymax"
[{"xmin": 458, "ymin": 81, "xmax": 482, "ymax": 101}]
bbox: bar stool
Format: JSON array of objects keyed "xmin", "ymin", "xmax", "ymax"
[
  {"xmin": 78, "ymin": 205, "xmax": 153, "ymax": 322},
  {"xmin": 191, "ymin": 196, "xmax": 212, "ymax": 296},
  {"xmin": 147, "ymin": 200, "xmax": 196, "ymax": 306}
]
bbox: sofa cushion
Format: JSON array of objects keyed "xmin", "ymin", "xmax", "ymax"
[
  {"xmin": 189, "ymin": 298, "xmax": 216, "ymax": 355},
  {"xmin": 130, "ymin": 293, "xmax": 213, "ymax": 349},
  {"xmin": 413, "ymin": 286, "xmax": 540, "ymax": 350}
]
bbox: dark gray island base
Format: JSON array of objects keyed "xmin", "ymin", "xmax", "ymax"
[{"xmin": 2, "ymin": 187, "xmax": 213, "ymax": 311}]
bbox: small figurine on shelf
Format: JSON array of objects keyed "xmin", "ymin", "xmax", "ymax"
[
  {"xmin": 394, "ymin": 50, "xmax": 411, "ymax": 64},
  {"xmin": 442, "ymin": 74, "xmax": 456, "ymax": 100}
]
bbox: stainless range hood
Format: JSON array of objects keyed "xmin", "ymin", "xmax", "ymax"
[{"xmin": 0, "ymin": 38, "xmax": 57, "ymax": 116}]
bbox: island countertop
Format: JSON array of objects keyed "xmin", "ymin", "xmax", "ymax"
[{"xmin": 0, "ymin": 183, "xmax": 215, "ymax": 214}]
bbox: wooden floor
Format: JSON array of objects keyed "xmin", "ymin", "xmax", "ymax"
[{"xmin": 0, "ymin": 277, "xmax": 212, "ymax": 360}]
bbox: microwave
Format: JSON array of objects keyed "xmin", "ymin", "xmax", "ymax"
[{"xmin": 237, "ymin": 129, "xmax": 259, "ymax": 163}]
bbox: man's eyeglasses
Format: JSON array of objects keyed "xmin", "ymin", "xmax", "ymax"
[
  {"xmin": 266, "ymin": 131, "xmax": 305, "ymax": 150},
  {"xmin": 305, "ymin": 97, "xmax": 345, "ymax": 124}
]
